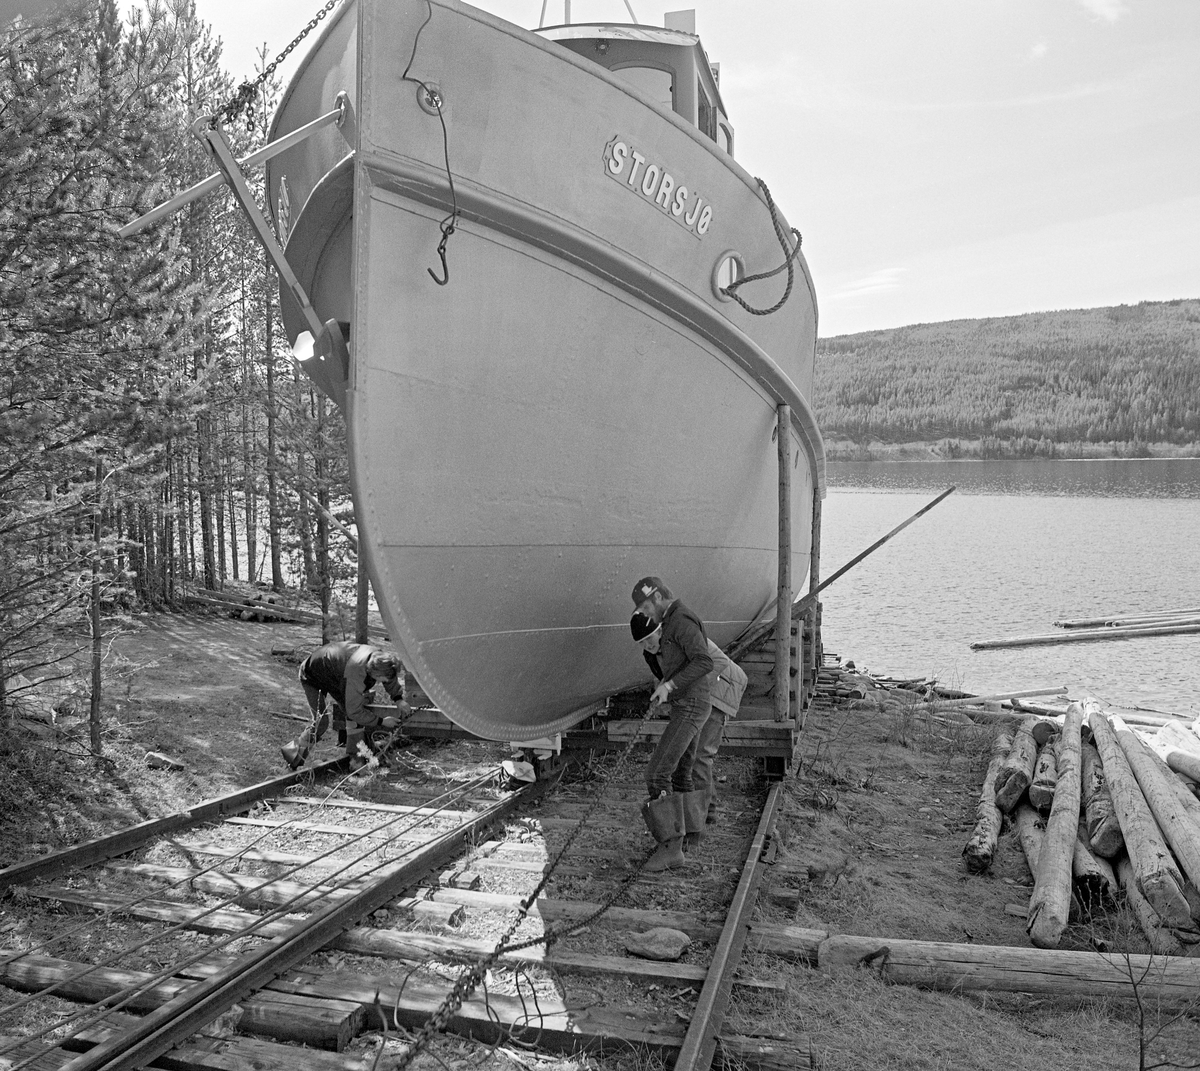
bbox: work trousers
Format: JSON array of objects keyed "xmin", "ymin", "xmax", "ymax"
[
  {"xmin": 299, "ymin": 668, "xmax": 347, "ymax": 739},
  {"xmin": 691, "ymin": 707, "xmax": 727, "ymax": 807},
  {"xmin": 644, "ymin": 695, "xmax": 713, "ymax": 798}
]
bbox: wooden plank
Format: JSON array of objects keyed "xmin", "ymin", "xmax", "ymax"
[
  {"xmin": 0, "ymin": 761, "xmax": 343, "ymax": 891},
  {"xmin": 32, "ymin": 888, "xmax": 721, "ymax": 989},
  {"xmin": 0, "ymin": 954, "xmax": 363, "ymax": 1051},
  {"xmin": 63, "ymin": 781, "xmax": 551, "ymax": 1071},
  {"xmin": 971, "ymin": 623, "xmax": 1200, "ymax": 650}
]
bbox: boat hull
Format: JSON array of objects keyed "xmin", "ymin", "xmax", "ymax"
[{"xmin": 267, "ymin": 0, "xmax": 825, "ymax": 739}]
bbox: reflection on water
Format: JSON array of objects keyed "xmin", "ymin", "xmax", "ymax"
[
  {"xmin": 828, "ymin": 458, "xmax": 1200, "ymax": 498},
  {"xmin": 819, "ymin": 461, "xmax": 1200, "ymax": 715}
]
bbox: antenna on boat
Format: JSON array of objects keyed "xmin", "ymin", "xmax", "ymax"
[{"xmin": 538, "ymin": 1, "xmax": 639, "ymax": 27}]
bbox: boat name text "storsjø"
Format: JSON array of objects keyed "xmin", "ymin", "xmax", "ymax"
[{"xmin": 603, "ymin": 137, "xmax": 712, "ymax": 239}]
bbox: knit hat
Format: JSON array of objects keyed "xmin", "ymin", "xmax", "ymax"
[
  {"xmin": 631, "ymin": 576, "xmax": 669, "ymax": 606},
  {"xmin": 629, "ymin": 612, "xmax": 661, "ymax": 643}
]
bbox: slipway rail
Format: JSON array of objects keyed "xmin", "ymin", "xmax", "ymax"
[{"xmin": 0, "ymin": 759, "xmax": 809, "ymax": 1071}]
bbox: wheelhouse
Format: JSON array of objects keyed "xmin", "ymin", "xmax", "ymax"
[{"xmin": 536, "ymin": 10, "xmax": 734, "ymax": 157}]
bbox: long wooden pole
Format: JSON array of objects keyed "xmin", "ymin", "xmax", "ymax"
[
  {"xmin": 972, "ymin": 622, "xmax": 1200, "ymax": 650},
  {"xmin": 1026, "ymin": 702, "xmax": 1082, "ymax": 948},
  {"xmin": 731, "ymin": 486, "xmax": 955, "ymax": 659},
  {"xmin": 774, "ymin": 405, "xmax": 792, "ymax": 723},
  {"xmin": 1055, "ymin": 607, "xmax": 1200, "ymax": 628}
]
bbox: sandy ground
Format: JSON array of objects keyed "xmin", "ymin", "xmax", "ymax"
[{"xmin": 4, "ymin": 609, "xmax": 1199, "ymax": 1069}]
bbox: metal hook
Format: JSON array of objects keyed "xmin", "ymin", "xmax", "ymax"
[
  {"xmin": 427, "ymin": 222, "xmax": 455, "ymax": 286},
  {"xmin": 427, "ymin": 243, "xmax": 450, "ymax": 286}
]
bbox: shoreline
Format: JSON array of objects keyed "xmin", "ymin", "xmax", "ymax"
[{"xmin": 825, "ymin": 438, "xmax": 1200, "ymax": 462}]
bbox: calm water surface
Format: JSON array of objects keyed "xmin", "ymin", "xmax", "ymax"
[{"xmin": 820, "ymin": 459, "xmax": 1200, "ymax": 716}]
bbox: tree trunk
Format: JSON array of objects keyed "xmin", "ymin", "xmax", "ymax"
[
  {"xmin": 264, "ymin": 261, "xmax": 283, "ymax": 592},
  {"xmin": 1086, "ymin": 699, "xmax": 1192, "ymax": 926},
  {"xmin": 994, "ymin": 717, "xmax": 1039, "ymax": 812},
  {"xmin": 1072, "ymin": 820, "xmax": 1118, "ymax": 912},
  {"xmin": 89, "ymin": 462, "xmax": 103, "ymax": 757},
  {"xmin": 962, "ymin": 730, "xmax": 1011, "ymax": 873}
]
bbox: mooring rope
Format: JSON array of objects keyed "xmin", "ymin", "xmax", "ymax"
[{"xmin": 721, "ymin": 178, "xmax": 803, "ymax": 316}]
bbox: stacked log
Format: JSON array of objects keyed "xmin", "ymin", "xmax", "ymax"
[
  {"xmin": 963, "ymin": 696, "xmax": 1200, "ymax": 955},
  {"xmin": 962, "ymin": 731, "xmax": 1012, "ymax": 873},
  {"xmin": 993, "ymin": 718, "xmax": 1040, "ymax": 812}
]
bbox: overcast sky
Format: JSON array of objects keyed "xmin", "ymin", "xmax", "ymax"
[{"xmin": 125, "ymin": 0, "xmax": 1200, "ymax": 337}]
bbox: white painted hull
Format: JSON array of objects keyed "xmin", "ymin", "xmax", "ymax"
[{"xmin": 268, "ymin": 0, "xmax": 824, "ymax": 738}]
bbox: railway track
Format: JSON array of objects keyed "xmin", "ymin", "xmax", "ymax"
[{"xmin": 0, "ymin": 746, "xmax": 811, "ymax": 1071}]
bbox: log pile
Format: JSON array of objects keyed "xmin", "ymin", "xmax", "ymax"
[{"xmin": 963, "ymin": 696, "xmax": 1200, "ymax": 954}]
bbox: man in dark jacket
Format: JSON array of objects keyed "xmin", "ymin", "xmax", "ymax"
[
  {"xmin": 282, "ymin": 641, "xmax": 410, "ymax": 770},
  {"xmin": 629, "ymin": 575, "xmax": 713, "ymax": 871}
]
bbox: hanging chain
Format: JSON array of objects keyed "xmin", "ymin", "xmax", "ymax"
[
  {"xmin": 393, "ymin": 700, "xmax": 666, "ymax": 1069},
  {"xmin": 216, "ymin": 0, "xmax": 345, "ymax": 128},
  {"xmin": 722, "ymin": 178, "xmax": 803, "ymax": 316}
]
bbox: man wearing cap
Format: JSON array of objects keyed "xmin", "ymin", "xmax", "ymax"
[
  {"xmin": 629, "ymin": 576, "xmax": 714, "ymax": 870},
  {"xmin": 631, "ymin": 613, "xmax": 747, "ymax": 847},
  {"xmin": 282, "ymin": 641, "xmax": 411, "ymax": 770}
]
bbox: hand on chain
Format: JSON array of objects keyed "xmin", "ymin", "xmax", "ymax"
[{"xmin": 650, "ymin": 681, "xmax": 672, "ymax": 706}]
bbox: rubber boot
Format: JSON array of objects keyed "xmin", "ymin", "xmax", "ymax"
[
  {"xmin": 345, "ymin": 727, "xmax": 369, "ymax": 773},
  {"xmin": 680, "ymin": 789, "xmax": 708, "ymax": 851},
  {"xmin": 280, "ymin": 713, "xmax": 328, "ymax": 770},
  {"xmin": 641, "ymin": 792, "xmax": 686, "ymax": 872}
]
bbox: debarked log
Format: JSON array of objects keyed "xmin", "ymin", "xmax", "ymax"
[
  {"xmin": 1081, "ymin": 738, "xmax": 1125, "ymax": 858},
  {"xmin": 1029, "ymin": 736, "xmax": 1060, "ymax": 812},
  {"xmin": 994, "ymin": 718, "xmax": 1040, "ymax": 812},
  {"xmin": 1087, "ymin": 701, "xmax": 1192, "ymax": 926},
  {"xmin": 1027, "ymin": 702, "xmax": 1083, "ymax": 948},
  {"xmin": 1116, "ymin": 856, "xmax": 1200, "ymax": 957},
  {"xmin": 1073, "ymin": 820, "xmax": 1119, "ymax": 912},
  {"xmin": 1111, "ymin": 713, "xmax": 1200, "ymax": 895},
  {"xmin": 962, "ymin": 730, "xmax": 1012, "ymax": 873},
  {"xmin": 1151, "ymin": 720, "xmax": 1200, "ymax": 783},
  {"xmin": 817, "ymin": 934, "xmax": 1200, "ymax": 1000}
]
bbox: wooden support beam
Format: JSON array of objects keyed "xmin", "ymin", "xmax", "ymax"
[{"xmin": 774, "ymin": 404, "xmax": 792, "ymax": 724}]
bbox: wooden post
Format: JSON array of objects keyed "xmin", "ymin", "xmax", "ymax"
[
  {"xmin": 962, "ymin": 730, "xmax": 1011, "ymax": 873},
  {"xmin": 1086, "ymin": 699, "xmax": 1192, "ymax": 926},
  {"xmin": 355, "ymin": 554, "xmax": 370, "ymax": 644},
  {"xmin": 1116, "ymin": 856, "xmax": 1190, "ymax": 956},
  {"xmin": 773, "ymin": 404, "xmax": 792, "ymax": 724},
  {"xmin": 1026, "ymin": 702, "xmax": 1082, "ymax": 947}
]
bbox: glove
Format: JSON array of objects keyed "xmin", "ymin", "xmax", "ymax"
[
  {"xmin": 394, "ymin": 700, "xmax": 412, "ymax": 718},
  {"xmin": 380, "ymin": 715, "xmax": 399, "ymax": 730}
]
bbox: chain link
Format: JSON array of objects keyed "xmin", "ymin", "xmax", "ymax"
[
  {"xmin": 721, "ymin": 178, "xmax": 803, "ymax": 317},
  {"xmin": 393, "ymin": 702, "xmax": 664, "ymax": 1069},
  {"xmin": 216, "ymin": 0, "xmax": 345, "ymax": 128}
]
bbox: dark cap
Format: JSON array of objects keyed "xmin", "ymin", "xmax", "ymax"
[
  {"xmin": 629, "ymin": 612, "xmax": 661, "ymax": 643},
  {"xmin": 631, "ymin": 576, "xmax": 667, "ymax": 606}
]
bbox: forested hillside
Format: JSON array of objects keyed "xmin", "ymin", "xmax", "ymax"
[
  {"xmin": 1, "ymin": 1, "xmax": 353, "ymax": 730},
  {"xmin": 814, "ymin": 300, "xmax": 1200, "ymax": 458}
]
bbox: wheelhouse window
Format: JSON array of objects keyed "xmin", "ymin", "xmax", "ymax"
[
  {"xmin": 611, "ymin": 65, "xmax": 674, "ymax": 111},
  {"xmin": 697, "ymin": 80, "xmax": 717, "ymax": 141},
  {"xmin": 718, "ymin": 121, "xmax": 734, "ymax": 157}
]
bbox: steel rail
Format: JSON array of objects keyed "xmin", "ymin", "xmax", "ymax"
[
  {"xmin": 0, "ymin": 774, "xmax": 498, "ymax": 1066},
  {"xmin": 0, "ymin": 759, "xmax": 343, "ymax": 893},
  {"xmin": 58, "ymin": 778, "xmax": 554, "ymax": 1071},
  {"xmin": 674, "ymin": 781, "xmax": 783, "ymax": 1071}
]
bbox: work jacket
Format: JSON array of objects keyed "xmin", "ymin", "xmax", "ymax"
[
  {"xmin": 650, "ymin": 599, "xmax": 713, "ymax": 703},
  {"xmin": 707, "ymin": 640, "xmax": 748, "ymax": 717},
  {"xmin": 300, "ymin": 642, "xmax": 405, "ymax": 726}
]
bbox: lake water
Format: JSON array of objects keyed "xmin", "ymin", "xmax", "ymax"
[{"xmin": 819, "ymin": 459, "xmax": 1200, "ymax": 717}]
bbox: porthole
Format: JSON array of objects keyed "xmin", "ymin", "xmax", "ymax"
[
  {"xmin": 712, "ymin": 250, "xmax": 746, "ymax": 302},
  {"xmin": 416, "ymin": 81, "xmax": 444, "ymax": 115}
]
